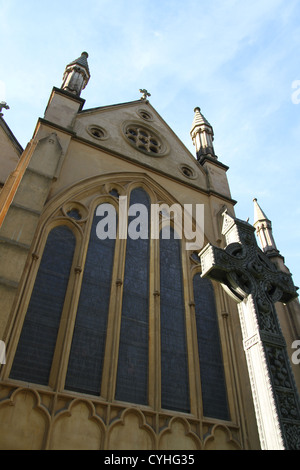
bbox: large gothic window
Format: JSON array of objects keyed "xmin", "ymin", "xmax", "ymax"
[
  {"xmin": 65, "ymin": 205, "xmax": 116, "ymax": 395},
  {"xmin": 10, "ymin": 226, "xmax": 76, "ymax": 385},
  {"xmin": 193, "ymin": 274, "xmax": 229, "ymax": 420},
  {"xmin": 160, "ymin": 227, "xmax": 190, "ymax": 412},
  {"xmin": 115, "ymin": 188, "xmax": 150, "ymax": 405},
  {"xmin": 9, "ymin": 181, "xmax": 230, "ymax": 423}
]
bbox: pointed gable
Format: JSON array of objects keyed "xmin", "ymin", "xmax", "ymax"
[{"xmin": 73, "ymin": 100, "xmax": 207, "ymax": 190}]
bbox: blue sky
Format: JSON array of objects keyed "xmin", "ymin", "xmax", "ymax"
[{"xmin": 1, "ymin": 0, "xmax": 300, "ymax": 289}]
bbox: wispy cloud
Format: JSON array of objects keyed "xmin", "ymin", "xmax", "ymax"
[{"xmin": 1, "ymin": 0, "xmax": 300, "ymax": 285}]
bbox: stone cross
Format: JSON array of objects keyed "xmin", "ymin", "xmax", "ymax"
[
  {"xmin": 199, "ymin": 210, "xmax": 300, "ymax": 450},
  {"xmin": 0, "ymin": 101, "xmax": 9, "ymax": 117},
  {"xmin": 139, "ymin": 89, "xmax": 151, "ymax": 100}
]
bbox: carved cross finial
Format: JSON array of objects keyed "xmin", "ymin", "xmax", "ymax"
[
  {"xmin": 139, "ymin": 89, "xmax": 151, "ymax": 100},
  {"xmin": 0, "ymin": 101, "xmax": 9, "ymax": 117}
]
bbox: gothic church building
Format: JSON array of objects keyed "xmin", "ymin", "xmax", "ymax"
[{"xmin": 0, "ymin": 53, "xmax": 299, "ymax": 450}]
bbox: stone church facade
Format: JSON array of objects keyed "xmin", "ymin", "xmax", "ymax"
[{"xmin": 0, "ymin": 52, "xmax": 299, "ymax": 450}]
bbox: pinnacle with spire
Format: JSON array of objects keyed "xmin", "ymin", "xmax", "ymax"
[
  {"xmin": 190, "ymin": 107, "xmax": 215, "ymax": 162},
  {"xmin": 61, "ymin": 52, "xmax": 90, "ymax": 96},
  {"xmin": 253, "ymin": 198, "xmax": 278, "ymax": 254},
  {"xmin": 253, "ymin": 198, "xmax": 290, "ymax": 274}
]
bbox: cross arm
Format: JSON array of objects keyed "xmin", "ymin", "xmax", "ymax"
[
  {"xmin": 199, "ymin": 240, "xmax": 298, "ymax": 305},
  {"xmin": 199, "ymin": 242, "xmax": 250, "ymax": 302}
]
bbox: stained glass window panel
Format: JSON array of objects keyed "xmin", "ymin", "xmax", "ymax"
[
  {"xmin": 193, "ymin": 275, "xmax": 229, "ymax": 420},
  {"xmin": 160, "ymin": 228, "xmax": 190, "ymax": 413},
  {"xmin": 65, "ymin": 207, "xmax": 116, "ymax": 395},
  {"xmin": 115, "ymin": 188, "xmax": 150, "ymax": 405},
  {"xmin": 11, "ymin": 226, "xmax": 75, "ymax": 385}
]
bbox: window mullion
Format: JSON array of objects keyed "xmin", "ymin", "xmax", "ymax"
[{"xmin": 149, "ymin": 235, "xmax": 160, "ymax": 411}]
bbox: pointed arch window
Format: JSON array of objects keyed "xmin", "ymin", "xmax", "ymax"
[
  {"xmin": 115, "ymin": 188, "xmax": 150, "ymax": 405},
  {"xmin": 160, "ymin": 227, "xmax": 190, "ymax": 413},
  {"xmin": 9, "ymin": 180, "xmax": 231, "ymax": 423},
  {"xmin": 65, "ymin": 205, "xmax": 116, "ymax": 395},
  {"xmin": 11, "ymin": 225, "xmax": 76, "ymax": 385},
  {"xmin": 193, "ymin": 274, "xmax": 229, "ymax": 420}
]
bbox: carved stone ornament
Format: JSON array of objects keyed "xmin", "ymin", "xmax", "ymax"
[{"xmin": 199, "ymin": 211, "xmax": 300, "ymax": 450}]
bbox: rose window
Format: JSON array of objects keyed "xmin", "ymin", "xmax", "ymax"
[{"xmin": 124, "ymin": 125, "xmax": 162, "ymax": 155}]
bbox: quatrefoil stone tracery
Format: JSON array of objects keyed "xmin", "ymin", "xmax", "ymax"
[{"xmin": 125, "ymin": 125, "xmax": 162, "ymax": 155}]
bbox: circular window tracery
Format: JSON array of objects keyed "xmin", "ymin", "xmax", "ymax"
[
  {"xmin": 124, "ymin": 124, "xmax": 164, "ymax": 155},
  {"xmin": 137, "ymin": 109, "xmax": 153, "ymax": 121},
  {"xmin": 67, "ymin": 208, "xmax": 82, "ymax": 220},
  {"xmin": 62, "ymin": 201, "xmax": 88, "ymax": 223},
  {"xmin": 179, "ymin": 164, "xmax": 196, "ymax": 179},
  {"xmin": 87, "ymin": 125, "xmax": 108, "ymax": 140}
]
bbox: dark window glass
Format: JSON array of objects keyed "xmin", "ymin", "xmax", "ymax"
[
  {"xmin": 11, "ymin": 226, "xmax": 75, "ymax": 385},
  {"xmin": 65, "ymin": 206, "xmax": 116, "ymax": 395},
  {"xmin": 67, "ymin": 209, "xmax": 81, "ymax": 220},
  {"xmin": 160, "ymin": 228, "xmax": 190, "ymax": 412},
  {"xmin": 193, "ymin": 275, "xmax": 229, "ymax": 420},
  {"xmin": 115, "ymin": 188, "xmax": 150, "ymax": 405}
]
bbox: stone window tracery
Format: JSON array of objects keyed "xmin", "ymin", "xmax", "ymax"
[{"xmin": 124, "ymin": 125, "xmax": 163, "ymax": 155}]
